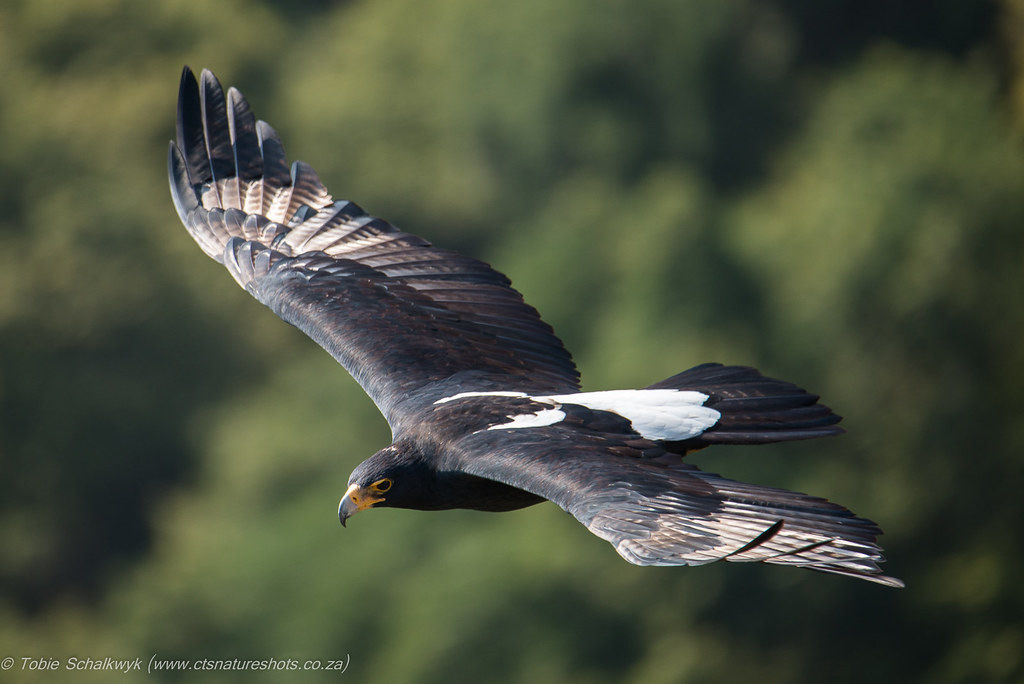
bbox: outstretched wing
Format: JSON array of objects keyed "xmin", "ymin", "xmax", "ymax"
[
  {"xmin": 168, "ymin": 67, "xmax": 579, "ymax": 434},
  {"xmin": 454, "ymin": 428, "xmax": 903, "ymax": 587}
]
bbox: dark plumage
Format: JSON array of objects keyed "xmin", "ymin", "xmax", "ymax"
[{"xmin": 169, "ymin": 67, "xmax": 902, "ymax": 588}]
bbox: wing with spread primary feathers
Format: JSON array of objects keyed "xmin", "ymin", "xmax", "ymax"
[
  {"xmin": 454, "ymin": 427, "xmax": 903, "ymax": 587},
  {"xmin": 168, "ymin": 67, "xmax": 579, "ymax": 434}
]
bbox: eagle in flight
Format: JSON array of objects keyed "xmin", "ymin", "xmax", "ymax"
[{"xmin": 169, "ymin": 67, "xmax": 901, "ymax": 587}]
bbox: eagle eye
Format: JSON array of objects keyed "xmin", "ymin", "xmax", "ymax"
[{"xmin": 373, "ymin": 478, "xmax": 392, "ymax": 493}]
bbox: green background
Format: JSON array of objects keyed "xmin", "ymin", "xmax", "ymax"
[{"xmin": 2, "ymin": 0, "xmax": 1022, "ymax": 682}]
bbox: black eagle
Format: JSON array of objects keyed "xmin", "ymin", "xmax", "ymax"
[{"xmin": 169, "ymin": 67, "xmax": 902, "ymax": 588}]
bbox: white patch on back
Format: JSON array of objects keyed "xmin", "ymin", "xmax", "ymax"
[
  {"xmin": 435, "ymin": 387, "xmax": 721, "ymax": 440},
  {"xmin": 538, "ymin": 389, "xmax": 720, "ymax": 441},
  {"xmin": 434, "ymin": 390, "xmax": 528, "ymax": 404},
  {"xmin": 487, "ymin": 408, "xmax": 567, "ymax": 431}
]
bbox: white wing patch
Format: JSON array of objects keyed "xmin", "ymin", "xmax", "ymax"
[
  {"xmin": 440, "ymin": 387, "xmax": 721, "ymax": 440},
  {"xmin": 540, "ymin": 389, "xmax": 721, "ymax": 442},
  {"xmin": 487, "ymin": 408, "xmax": 567, "ymax": 431},
  {"xmin": 434, "ymin": 390, "xmax": 529, "ymax": 404}
]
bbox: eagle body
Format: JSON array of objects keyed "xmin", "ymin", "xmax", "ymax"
[{"xmin": 169, "ymin": 67, "xmax": 902, "ymax": 588}]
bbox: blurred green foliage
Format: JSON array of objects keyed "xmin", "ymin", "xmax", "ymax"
[{"xmin": 1, "ymin": 0, "xmax": 1022, "ymax": 682}]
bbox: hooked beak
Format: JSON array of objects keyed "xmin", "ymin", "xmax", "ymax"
[{"xmin": 338, "ymin": 483, "xmax": 385, "ymax": 527}]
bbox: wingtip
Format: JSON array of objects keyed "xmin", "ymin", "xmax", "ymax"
[
  {"xmin": 827, "ymin": 566, "xmax": 905, "ymax": 589},
  {"xmin": 877, "ymin": 575, "xmax": 906, "ymax": 589},
  {"xmin": 176, "ymin": 64, "xmax": 213, "ymax": 189},
  {"xmin": 167, "ymin": 140, "xmax": 198, "ymax": 221},
  {"xmin": 175, "ymin": 65, "xmax": 198, "ymax": 145},
  {"xmin": 198, "ymin": 67, "xmax": 219, "ymax": 90},
  {"xmin": 225, "ymin": 85, "xmax": 263, "ymax": 182},
  {"xmin": 178, "ymin": 65, "xmax": 196, "ymax": 96}
]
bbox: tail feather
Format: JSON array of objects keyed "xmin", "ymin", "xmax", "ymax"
[{"xmin": 647, "ymin": 363, "xmax": 843, "ymax": 449}]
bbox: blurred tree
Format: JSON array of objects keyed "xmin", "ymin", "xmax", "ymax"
[
  {"xmin": 0, "ymin": 0, "xmax": 293, "ymax": 610},
  {"xmin": 728, "ymin": 47, "xmax": 1024, "ymax": 683}
]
